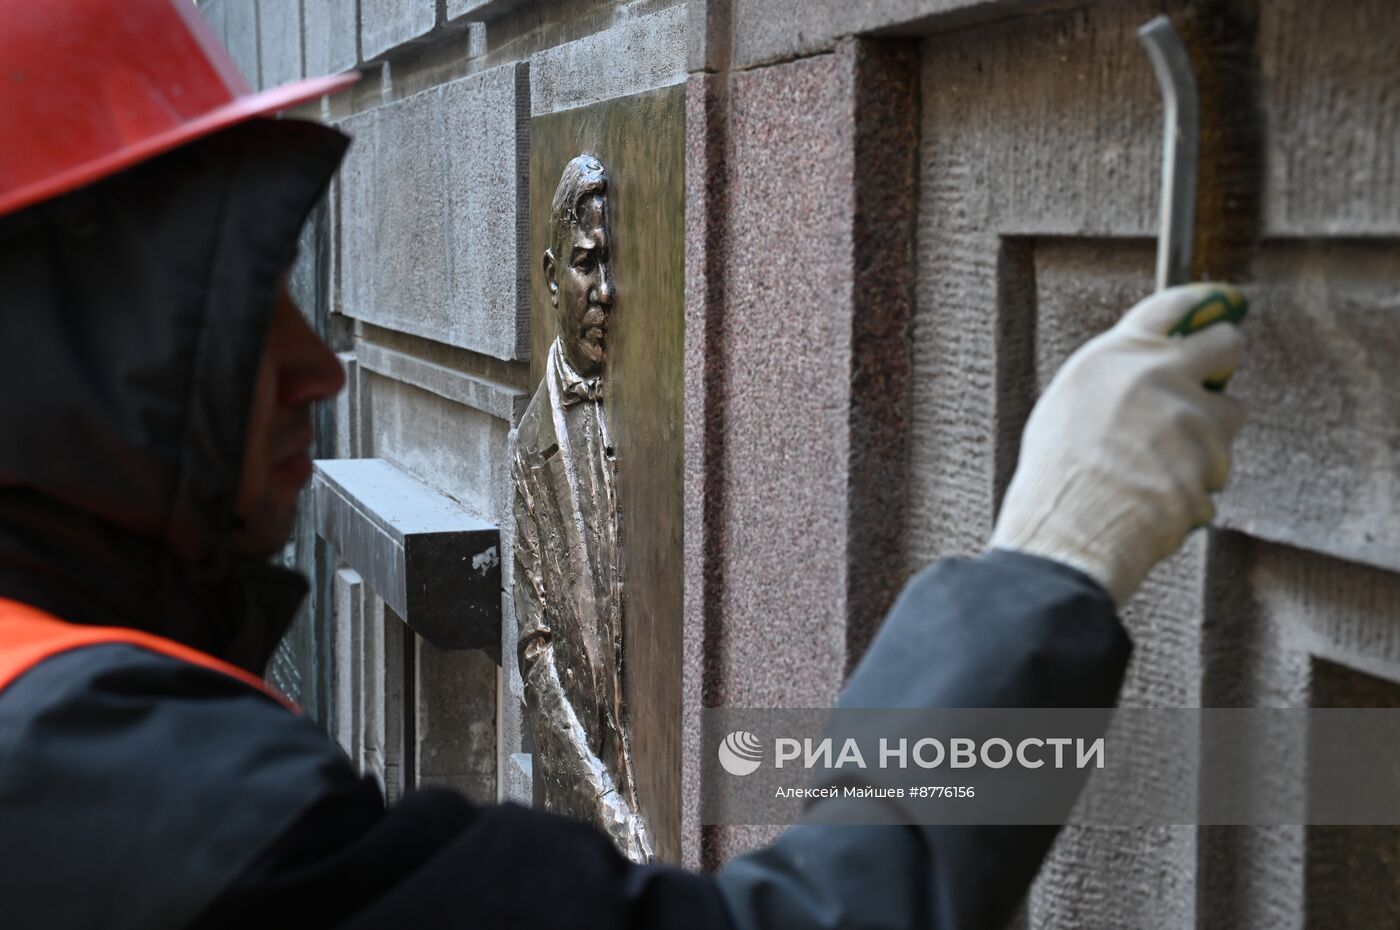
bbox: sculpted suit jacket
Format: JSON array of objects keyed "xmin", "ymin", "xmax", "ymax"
[{"xmin": 511, "ymin": 338, "xmax": 648, "ymax": 856}]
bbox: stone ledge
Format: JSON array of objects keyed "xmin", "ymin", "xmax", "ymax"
[
  {"xmin": 313, "ymin": 458, "xmax": 502, "ymax": 656},
  {"xmin": 357, "ymin": 341, "xmax": 528, "ymax": 424},
  {"xmin": 446, "ymin": 0, "xmax": 530, "ymax": 23}
]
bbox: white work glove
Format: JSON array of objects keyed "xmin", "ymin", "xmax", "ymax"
[{"xmin": 990, "ymin": 284, "xmax": 1247, "ymax": 607}]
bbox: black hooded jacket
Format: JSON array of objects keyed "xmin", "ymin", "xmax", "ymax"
[
  {"xmin": 0, "ymin": 116, "xmax": 1131, "ymax": 929},
  {"xmin": 0, "ymin": 117, "xmax": 334, "ymax": 673}
]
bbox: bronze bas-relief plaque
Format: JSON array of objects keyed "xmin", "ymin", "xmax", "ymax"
[{"xmin": 514, "ymin": 84, "xmax": 684, "ymax": 862}]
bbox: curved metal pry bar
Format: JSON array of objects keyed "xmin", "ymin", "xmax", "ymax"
[{"xmin": 1138, "ymin": 15, "xmax": 1200, "ymax": 291}]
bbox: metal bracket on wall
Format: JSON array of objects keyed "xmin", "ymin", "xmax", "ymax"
[{"xmin": 312, "ymin": 458, "xmax": 502, "ymax": 661}]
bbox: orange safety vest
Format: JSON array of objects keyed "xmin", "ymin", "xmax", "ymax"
[{"xmin": 0, "ymin": 596, "xmax": 293, "ymax": 709}]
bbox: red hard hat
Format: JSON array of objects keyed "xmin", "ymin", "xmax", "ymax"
[{"xmin": 0, "ymin": 0, "xmax": 359, "ymax": 219}]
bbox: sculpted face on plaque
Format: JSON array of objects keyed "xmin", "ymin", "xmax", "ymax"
[
  {"xmin": 544, "ymin": 173, "xmax": 614, "ymax": 378},
  {"xmin": 511, "ymin": 155, "xmax": 654, "ymax": 863}
]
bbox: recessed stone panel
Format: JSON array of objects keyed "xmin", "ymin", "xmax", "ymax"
[{"xmin": 338, "ymin": 62, "xmax": 529, "ymax": 360}]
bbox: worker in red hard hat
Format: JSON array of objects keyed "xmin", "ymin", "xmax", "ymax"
[{"xmin": 0, "ymin": 1, "xmax": 1248, "ymax": 928}]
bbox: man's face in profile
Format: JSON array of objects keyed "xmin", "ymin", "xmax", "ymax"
[
  {"xmin": 549, "ymin": 192, "xmax": 614, "ymax": 377},
  {"xmin": 232, "ymin": 276, "xmax": 345, "ymax": 557}
]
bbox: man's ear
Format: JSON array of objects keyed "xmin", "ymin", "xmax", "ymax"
[{"xmin": 543, "ymin": 250, "xmax": 558, "ymax": 306}]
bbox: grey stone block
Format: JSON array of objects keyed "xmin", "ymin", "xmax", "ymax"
[
  {"xmin": 338, "ymin": 62, "xmax": 529, "ymax": 360},
  {"xmin": 360, "ymin": 0, "xmax": 436, "ymax": 61},
  {"xmin": 224, "ymin": 0, "xmax": 261, "ymax": 88},
  {"xmin": 413, "ymin": 638, "xmax": 497, "ymax": 801},
  {"xmin": 257, "ymin": 0, "xmax": 303, "ymax": 88},
  {"xmin": 530, "ymin": 6, "xmax": 686, "ymax": 116},
  {"xmin": 313, "ymin": 457, "xmax": 502, "ymax": 653},
  {"xmin": 304, "ymin": 0, "xmax": 358, "ymax": 76}
]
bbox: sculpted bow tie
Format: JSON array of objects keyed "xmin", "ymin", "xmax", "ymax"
[{"xmin": 561, "ymin": 376, "xmax": 604, "ymax": 406}]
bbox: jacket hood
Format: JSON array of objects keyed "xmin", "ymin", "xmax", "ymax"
[{"xmin": 0, "ymin": 118, "xmax": 348, "ymax": 674}]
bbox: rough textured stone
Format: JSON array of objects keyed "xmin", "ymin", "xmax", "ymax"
[
  {"xmin": 498, "ymin": 435, "xmax": 526, "ymax": 804},
  {"xmin": 911, "ymin": 1, "xmax": 1166, "ymax": 572},
  {"xmin": 360, "ymin": 0, "xmax": 436, "ymax": 61},
  {"xmin": 304, "ymin": 0, "xmax": 359, "ymax": 76},
  {"xmin": 257, "ymin": 0, "xmax": 303, "ymax": 88},
  {"xmin": 198, "ymin": 0, "xmax": 264, "ymax": 87},
  {"xmin": 530, "ymin": 6, "xmax": 686, "ymax": 116},
  {"xmin": 681, "ymin": 72, "xmax": 726, "ymax": 873},
  {"xmin": 1305, "ymin": 660, "xmax": 1400, "ymax": 928},
  {"xmin": 1260, "ymin": 0, "xmax": 1400, "ymax": 236},
  {"xmin": 910, "ymin": 2, "xmax": 1400, "ymax": 924},
  {"xmin": 1218, "ymin": 244, "xmax": 1400, "ymax": 572},
  {"xmin": 1198, "ymin": 533, "xmax": 1400, "ymax": 925},
  {"xmin": 338, "ymin": 62, "xmax": 529, "ymax": 360},
  {"xmin": 680, "ymin": 42, "xmax": 918, "ymax": 866}
]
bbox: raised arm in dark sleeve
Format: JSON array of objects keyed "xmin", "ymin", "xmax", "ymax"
[{"xmin": 714, "ymin": 549, "xmax": 1131, "ymax": 930}]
